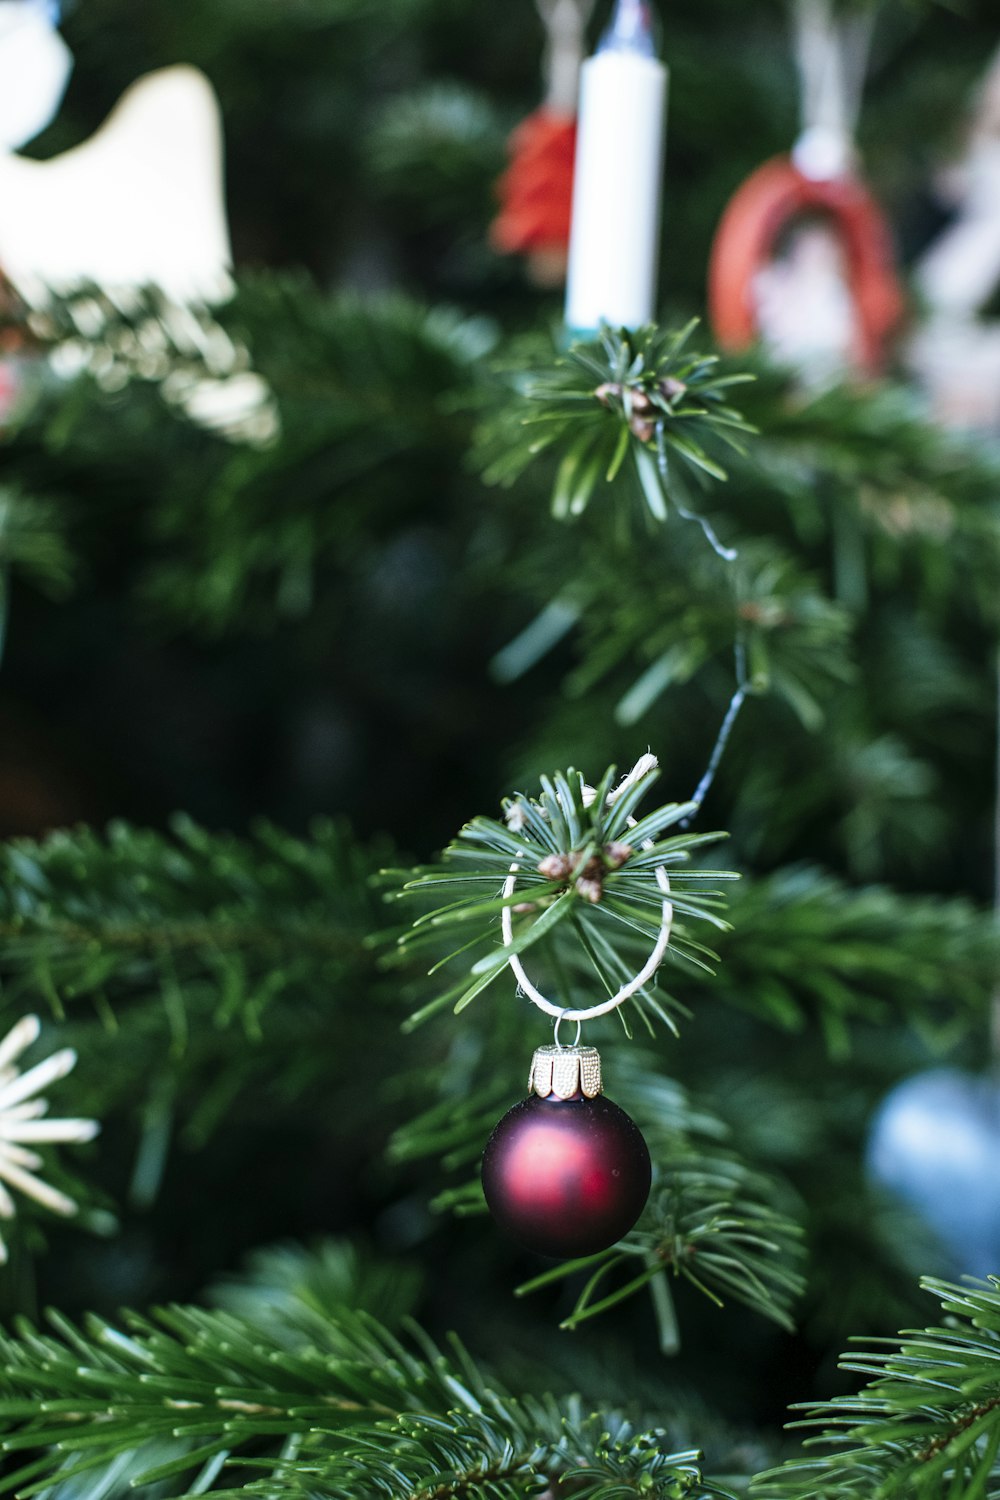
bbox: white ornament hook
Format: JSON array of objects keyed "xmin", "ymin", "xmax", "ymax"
[{"xmin": 501, "ymin": 755, "xmax": 674, "ymax": 1024}]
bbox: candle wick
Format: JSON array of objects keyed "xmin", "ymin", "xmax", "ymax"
[{"xmin": 597, "ymin": 0, "xmax": 657, "ymax": 57}]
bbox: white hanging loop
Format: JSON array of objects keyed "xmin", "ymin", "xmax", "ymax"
[
  {"xmin": 501, "ymin": 756, "xmax": 674, "ymax": 1024},
  {"xmin": 534, "ymin": 0, "xmax": 596, "ymax": 113},
  {"xmin": 791, "ymin": 0, "xmax": 876, "ymax": 181}
]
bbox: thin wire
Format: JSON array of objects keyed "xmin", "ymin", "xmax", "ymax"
[
  {"xmin": 652, "ymin": 419, "xmax": 749, "ymax": 826},
  {"xmin": 682, "ymin": 687, "xmax": 748, "ymax": 822},
  {"xmin": 656, "ymin": 422, "xmax": 738, "ymax": 562},
  {"xmin": 672, "ymin": 493, "xmax": 739, "ymax": 563},
  {"xmin": 679, "ymin": 633, "xmax": 751, "ymax": 828},
  {"xmin": 553, "ymin": 1011, "xmax": 582, "ymax": 1049}
]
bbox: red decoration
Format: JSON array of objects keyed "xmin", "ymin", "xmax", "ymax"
[
  {"xmin": 491, "ymin": 108, "xmax": 577, "ymax": 285},
  {"xmin": 482, "ymin": 1091, "xmax": 651, "ymax": 1258},
  {"xmin": 0, "ymin": 361, "xmax": 19, "ymax": 424},
  {"xmin": 707, "ymin": 154, "xmax": 904, "ymax": 376},
  {"xmin": 0, "ymin": 275, "xmax": 28, "ymax": 426}
]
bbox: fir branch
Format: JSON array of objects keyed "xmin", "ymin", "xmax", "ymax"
[
  {"xmin": 715, "ymin": 866, "xmax": 1000, "ymax": 1049},
  {"xmin": 286, "ymin": 1416, "xmax": 735, "ymax": 1500},
  {"xmin": 0, "ymin": 817, "xmax": 393, "ymax": 1145},
  {"xmin": 143, "ymin": 277, "xmax": 497, "ymax": 631},
  {"xmin": 735, "ymin": 363, "xmax": 1000, "ymax": 628},
  {"xmin": 562, "ymin": 541, "xmax": 852, "ymax": 732},
  {"xmin": 386, "ymin": 761, "xmax": 736, "ymax": 1030},
  {"xmin": 0, "ymin": 1301, "xmax": 736, "ymax": 1500},
  {"xmin": 365, "ymin": 81, "xmax": 506, "ymax": 227},
  {"xmin": 476, "ymin": 322, "xmax": 755, "ymax": 526},
  {"xmin": 0, "ymin": 816, "xmax": 380, "ymax": 1025},
  {"xmin": 0, "ymin": 487, "xmax": 75, "ymax": 601},
  {"xmin": 481, "ymin": 356, "xmax": 1000, "ymax": 752},
  {"xmin": 752, "ymin": 1277, "xmax": 1000, "ymax": 1499},
  {"xmin": 393, "ymin": 844, "xmax": 997, "ymax": 1070},
  {"xmin": 7, "ymin": 277, "xmax": 497, "ymax": 636},
  {"xmin": 0, "ymin": 485, "xmax": 76, "ymax": 667},
  {"xmin": 207, "ymin": 1238, "xmax": 423, "ymax": 1348}
]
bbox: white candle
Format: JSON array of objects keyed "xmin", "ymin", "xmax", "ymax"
[{"xmin": 564, "ymin": 0, "xmax": 668, "ymax": 334}]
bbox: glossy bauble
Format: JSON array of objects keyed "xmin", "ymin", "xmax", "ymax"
[
  {"xmin": 482, "ymin": 1089, "xmax": 651, "ymax": 1259},
  {"xmin": 868, "ymin": 1067, "xmax": 1000, "ymax": 1278}
]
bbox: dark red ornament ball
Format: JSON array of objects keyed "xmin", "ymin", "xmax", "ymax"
[{"xmin": 482, "ymin": 1092, "xmax": 651, "ymax": 1259}]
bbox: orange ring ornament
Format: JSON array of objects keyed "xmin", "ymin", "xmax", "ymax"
[{"xmin": 708, "ymin": 154, "xmax": 904, "ymax": 377}]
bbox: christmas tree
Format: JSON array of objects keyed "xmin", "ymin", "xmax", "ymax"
[{"xmin": 0, "ymin": 0, "xmax": 999, "ymax": 1496}]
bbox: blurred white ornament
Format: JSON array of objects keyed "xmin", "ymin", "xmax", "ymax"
[
  {"xmin": 0, "ymin": 43, "xmax": 277, "ymax": 445},
  {"xmin": 0, "ymin": 64, "xmax": 232, "ymax": 305},
  {"xmin": 916, "ymin": 45, "xmax": 1000, "ymax": 321},
  {"xmin": 0, "ymin": 0, "xmax": 71, "ymax": 152},
  {"xmin": 909, "ymin": 318, "xmax": 1000, "ymax": 433},
  {"xmin": 0, "ymin": 1013, "xmax": 99, "ymax": 1264},
  {"xmin": 867, "ymin": 1068, "xmax": 1000, "ymax": 1279},
  {"xmin": 909, "ymin": 45, "xmax": 1000, "ymax": 432},
  {"xmin": 753, "ymin": 219, "xmax": 858, "ymax": 387}
]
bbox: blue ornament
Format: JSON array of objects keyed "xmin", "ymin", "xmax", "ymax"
[
  {"xmin": 867, "ymin": 1068, "xmax": 1000, "ymax": 1279},
  {"xmin": 0, "ymin": 0, "xmax": 71, "ymax": 151}
]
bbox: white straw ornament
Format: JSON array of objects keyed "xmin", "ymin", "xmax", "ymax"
[
  {"xmin": 501, "ymin": 755, "xmax": 673, "ymax": 1023},
  {"xmin": 0, "ymin": 1014, "xmax": 99, "ymax": 1263}
]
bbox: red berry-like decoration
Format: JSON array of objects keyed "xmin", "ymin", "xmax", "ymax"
[
  {"xmin": 482, "ymin": 1045, "xmax": 651, "ymax": 1259},
  {"xmin": 490, "ymin": 107, "xmax": 577, "ymax": 288}
]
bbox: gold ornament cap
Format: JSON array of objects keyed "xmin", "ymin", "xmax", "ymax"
[{"xmin": 528, "ymin": 1045, "xmax": 603, "ymax": 1100}]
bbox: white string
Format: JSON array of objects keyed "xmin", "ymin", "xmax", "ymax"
[
  {"xmin": 534, "ymin": 0, "xmax": 595, "ymax": 113},
  {"xmin": 501, "ymin": 757, "xmax": 673, "ymax": 1022},
  {"xmin": 791, "ymin": 0, "xmax": 875, "ymax": 181},
  {"xmin": 655, "ymin": 422, "xmax": 738, "ymax": 563}
]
